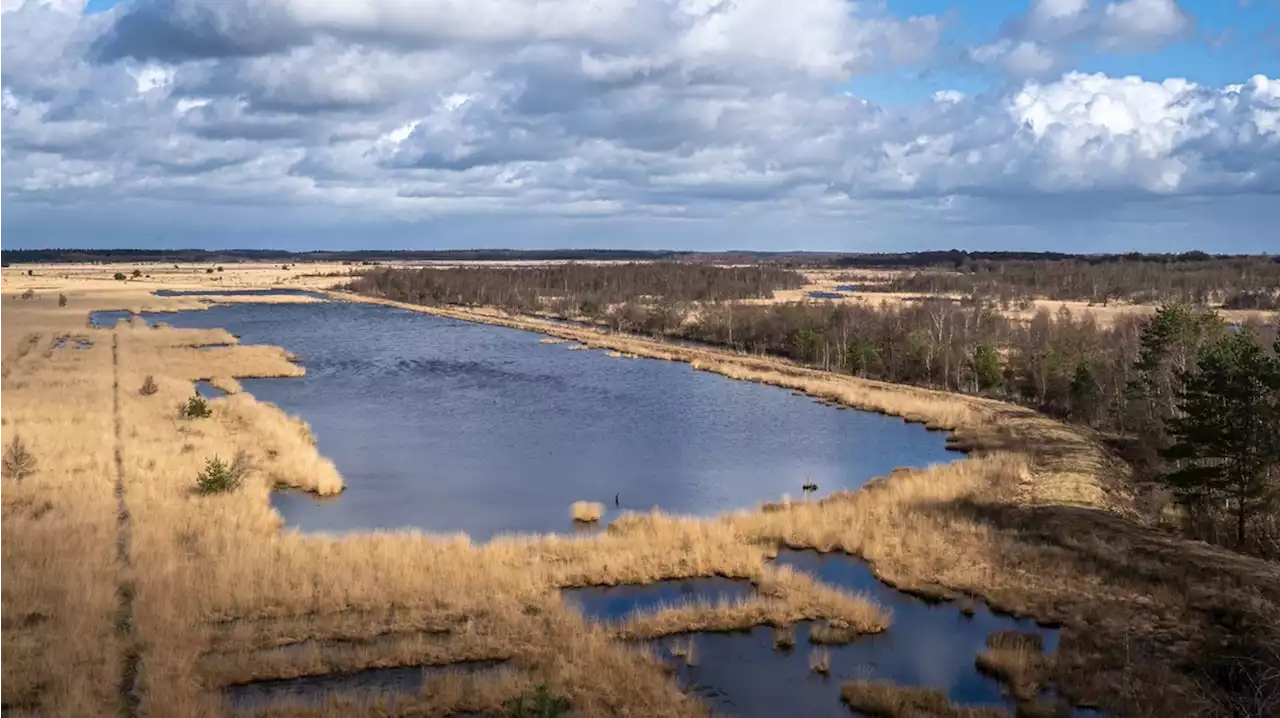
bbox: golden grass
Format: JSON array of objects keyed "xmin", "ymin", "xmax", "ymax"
[
  {"xmin": 570, "ymin": 500, "xmax": 604, "ymax": 522},
  {"xmin": 615, "ymin": 564, "xmax": 889, "ymax": 640},
  {"xmin": 841, "ymin": 680, "xmax": 1009, "ymax": 717},
  {"xmin": 974, "ymin": 631, "xmax": 1053, "ymax": 702},
  {"xmin": 5, "ymin": 273, "xmax": 1280, "ymax": 717}
]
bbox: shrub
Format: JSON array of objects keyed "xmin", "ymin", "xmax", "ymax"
[
  {"xmin": 206, "ymin": 268, "xmax": 214, "ymax": 274},
  {"xmin": 216, "ymin": 266, "xmax": 224, "ymax": 272},
  {"xmin": 3, "ymin": 435, "xmax": 37, "ymax": 482},
  {"xmin": 114, "ymin": 272, "xmax": 127, "ymax": 281},
  {"xmin": 180, "ymin": 392, "xmax": 212, "ymax": 419},
  {"xmin": 139, "ymin": 375, "xmax": 159, "ymax": 396},
  {"xmin": 21, "ymin": 289, "xmax": 34, "ymax": 300},
  {"xmin": 194, "ymin": 451, "xmax": 248, "ymax": 494},
  {"xmin": 132, "ymin": 269, "xmax": 142, "ymax": 278},
  {"xmin": 570, "ymin": 500, "xmax": 604, "ymax": 522},
  {"xmin": 58, "ymin": 293, "xmax": 67, "ymax": 307},
  {"xmin": 503, "ymin": 685, "xmax": 570, "ymax": 718}
]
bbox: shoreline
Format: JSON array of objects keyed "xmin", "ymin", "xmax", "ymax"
[{"xmin": 6, "ymin": 280, "xmax": 1279, "ymax": 717}]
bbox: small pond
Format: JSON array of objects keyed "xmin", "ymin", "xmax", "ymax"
[
  {"xmin": 92, "ymin": 301, "xmax": 958, "ymax": 539},
  {"xmin": 225, "ymin": 659, "xmax": 505, "ymax": 711},
  {"xmin": 562, "ymin": 552, "xmax": 1068, "ymax": 718}
]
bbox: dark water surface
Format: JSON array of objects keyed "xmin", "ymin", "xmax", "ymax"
[
  {"xmin": 93, "ymin": 301, "xmax": 956, "ymax": 539},
  {"xmin": 563, "ymin": 554, "xmax": 1068, "ymax": 718}
]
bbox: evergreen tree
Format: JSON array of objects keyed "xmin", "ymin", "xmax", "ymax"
[
  {"xmin": 1160, "ymin": 329, "xmax": 1280, "ymax": 548},
  {"xmin": 971, "ymin": 343, "xmax": 1003, "ymax": 394},
  {"xmin": 1126, "ymin": 302, "xmax": 1223, "ymax": 459}
]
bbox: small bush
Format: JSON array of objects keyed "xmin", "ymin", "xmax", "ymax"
[
  {"xmin": 216, "ymin": 266, "xmax": 224, "ymax": 272},
  {"xmin": 139, "ymin": 375, "xmax": 159, "ymax": 396},
  {"xmin": 206, "ymin": 268, "xmax": 214, "ymax": 274},
  {"xmin": 114, "ymin": 272, "xmax": 127, "ymax": 281},
  {"xmin": 21, "ymin": 289, "xmax": 34, "ymax": 300},
  {"xmin": 194, "ymin": 452, "xmax": 248, "ymax": 494},
  {"xmin": 503, "ymin": 685, "xmax": 570, "ymax": 718},
  {"xmin": 58, "ymin": 293, "xmax": 67, "ymax": 307},
  {"xmin": 132, "ymin": 269, "xmax": 142, "ymax": 278},
  {"xmin": 570, "ymin": 500, "xmax": 604, "ymax": 522},
  {"xmin": 3, "ymin": 435, "xmax": 37, "ymax": 482},
  {"xmin": 180, "ymin": 392, "xmax": 212, "ymax": 419}
]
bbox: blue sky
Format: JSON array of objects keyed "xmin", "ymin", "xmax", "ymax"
[{"xmin": 3, "ymin": 0, "xmax": 1279, "ymax": 252}]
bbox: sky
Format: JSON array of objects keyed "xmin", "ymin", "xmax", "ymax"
[{"xmin": 2, "ymin": 0, "xmax": 1279, "ymax": 252}]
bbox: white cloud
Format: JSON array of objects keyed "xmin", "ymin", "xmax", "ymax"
[
  {"xmin": 1100, "ymin": 0, "xmax": 1191, "ymax": 50},
  {"xmin": 1, "ymin": 0, "xmax": 1276, "ymax": 250},
  {"xmin": 977, "ymin": 0, "xmax": 1193, "ymax": 78}
]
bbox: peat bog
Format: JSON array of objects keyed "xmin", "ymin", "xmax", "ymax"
[{"xmin": 93, "ymin": 300, "xmax": 958, "ymax": 539}]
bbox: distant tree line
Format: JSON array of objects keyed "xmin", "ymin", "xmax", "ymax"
[
  {"xmin": 353, "ymin": 266, "xmax": 1280, "ymax": 557},
  {"xmin": 0, "ymin": 248, "xmax": 680, "ymax": 265},
  {"xmin": 348, "ymin": 264, "xmax": 805, "ymax": 309},
  {"xmin": 848, "ymin": 256, "xmax": 1280, "ymax": 306}
]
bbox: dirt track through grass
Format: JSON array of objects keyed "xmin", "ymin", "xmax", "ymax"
[{"xmin": 112, "ymin": 333, "xmax": 141, "ymax": 717}]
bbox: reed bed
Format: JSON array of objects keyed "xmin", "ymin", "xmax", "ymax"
[{"xmin": 3, "ymin": 277, "xmax": 1279, "ymax": 717}]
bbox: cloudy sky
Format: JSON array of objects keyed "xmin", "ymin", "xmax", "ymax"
[{"xmin": 2, "ymin": 0, "xmax": 1278, "ymax": 252}]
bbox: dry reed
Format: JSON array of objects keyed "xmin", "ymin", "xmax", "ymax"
[
  {"xmin": 570, "ymin": 501, "xmax": 604, "ymax": 523},
  {"xmin": 4, "ymin": 274, "xmax": 1279, "ymax": 718}
]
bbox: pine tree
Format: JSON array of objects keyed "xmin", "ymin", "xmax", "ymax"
[
  {"xmin": 971, "ymin": 343, "xmax": 1003, "ymax": 394},
  {"xmin": 1160, "ymin": 329, "xmax": 1280, "ymax": 548}
]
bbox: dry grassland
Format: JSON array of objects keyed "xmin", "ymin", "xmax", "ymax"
[
  {"xmin": 330, "ymin": 291, "xmax": 1280, "ymax": 716},
  {"xmin": 749, "ymin": 268, "xmax": 1272, "ymax": 327},
  {"xmin": 3, "ymin": 272, "xmax": 1279, "ymax": 717}
]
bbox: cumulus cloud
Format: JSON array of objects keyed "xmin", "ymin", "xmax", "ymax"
[
  {"xmin": 972, "ymin": 0, "xmax": 1192, "ymax": 79},
  {"xmin": 1, "ymin": 0, "xmax": 1277, "ymax": 250}
]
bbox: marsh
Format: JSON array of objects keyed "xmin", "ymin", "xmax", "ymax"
[{"xmin": 97, "ymin": 300, "xmax": 958, "ymax": 539}]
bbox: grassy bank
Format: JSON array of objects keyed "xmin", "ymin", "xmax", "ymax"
[{"xmin": 3, "ymin": 276, "xmax": 1278, "ymax": 716}]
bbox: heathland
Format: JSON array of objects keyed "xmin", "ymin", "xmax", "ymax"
[{"xmin": 2, "ymin": 257, "xmax": 1278, "ymax": 717}]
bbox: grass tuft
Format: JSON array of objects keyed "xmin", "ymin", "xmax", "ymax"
[
  {"xmin": 503, "ymin": 683, "xmax": 571, "ymax": 718},
  {"xmin": 139, "ymin": 375, "xmax": 159, "ymax": 396},
  {"xmin": 571, "ymin": 500, "xmax": 604, "ymax": 523},
  {"xmin": 773, "ymin": 624, "xmax": 796, "ymax": 650},
  {"xmin": 841, "ymin": 680, "xmax": 1008, "ymax": 717},
  {"xmin": 809, "ymin": 647, "xmax": 831, "ymax": 675}
]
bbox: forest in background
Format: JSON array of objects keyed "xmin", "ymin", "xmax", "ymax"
[
  {"xmin": 352, "ymin": 263, "xmax": 1280, "ymax": 558},
  {"xmin": 846, "ymin": 256, "xmax": 1280, "ymax": 307}
]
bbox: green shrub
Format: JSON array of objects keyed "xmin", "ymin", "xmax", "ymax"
[
  {"xmin": 504, "ymin": 685, "xmax": 570, "ymax": 718},
  {"xmin": 3, "ymin": 435, "xmax": 37, "ymax": 482},
  {"xmin": 114, "ymin": 272, "xmax": 127, "ymax": 281},
  {"xmin": 180, "ymin": 392, "xmax": 212, "ymax": 419},
  {"xmin": 194, "ymin": 452, "xmax": 248, "ymax": 494}
]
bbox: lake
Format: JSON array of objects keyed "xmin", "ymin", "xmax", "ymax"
[{"xmin": 95, "ymin": 299, "xmax": 958, "ymax": 539}]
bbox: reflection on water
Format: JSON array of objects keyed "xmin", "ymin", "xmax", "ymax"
[
  {"xmin": 563, "ymin": 553, "xmax": 1069, "ymax": 718},
  {"xmin": 224, "ymin": 659, "xmax": 504, "ymax": 711},
  {"xmin": 564, "ymin": 577, "xmax": 754, "ymax": 622},
  {"xmin": 195, "ymin": 380, "xmax": 226, "ymax": 398},
  {"xmin": 90, "ymin": 301, "xmax": 957, "ymax": 539}
]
